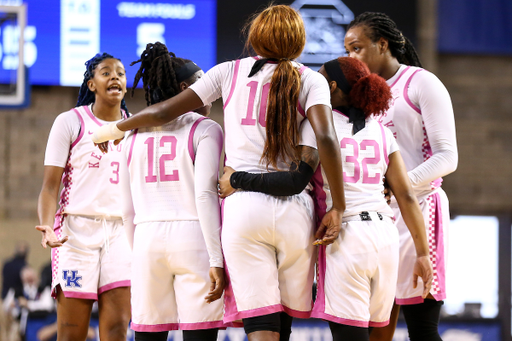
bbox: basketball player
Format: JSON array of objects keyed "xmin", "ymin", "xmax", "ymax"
[
  {"xmin": 36, "ymin": 53, "xmax": 131, "ymax": 341},
  {"xmin": 344, "ymin": 12, "xmax": 458, "ymax": 341},
  {"xmin": 92, "ymin": 6, "xmax": 346, "ymax": 341},
  {"xmin": 120, "ymin": 42, "xmax": 225, "ymax": 341},
  {"xmin": 219, "ymin": 57, "xmax": 433, "ymax": 341}
]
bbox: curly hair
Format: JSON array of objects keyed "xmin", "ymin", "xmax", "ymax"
[{"xmin": 336, "ymin": 57, "xmax": 392, "ymax": 118}]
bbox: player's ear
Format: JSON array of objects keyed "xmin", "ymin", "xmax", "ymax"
[
  {"xmin": 379, "ymin": 37, "xmax": 389, "ymax": 54},
  {"xmin": 87, "ymin": 79, "xmax": 96, "ymax": 92},
  {"xmin": 329, "ymin": 81, "xmax": 338, "ymax": 94},
  {"xmin": 180, "ymin": 81, "xmax": 189, "ymax": 92}
]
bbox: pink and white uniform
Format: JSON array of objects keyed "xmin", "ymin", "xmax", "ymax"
[
  {"xmin": 381, "ymin": 65, "xmax": 458, "ymax": 304},
  {"xmin": 304, "ymin": 111, "xmax": 400, "ymax": 327},
  {"xmin": 44, "ymin": 105, "xmax": 131, "ymax": 300},
  {"xmin": 189, "ymin": 57, "xmax": 331, "ymax": 322},
  {"xmin": 121, "ymin": 112, "xmax": 225, "ymax": 331}
]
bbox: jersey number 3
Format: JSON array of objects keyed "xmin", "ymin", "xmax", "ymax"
[{"xmin": 144, "ymin": 136, "xmax": 179, "ymax": 183}]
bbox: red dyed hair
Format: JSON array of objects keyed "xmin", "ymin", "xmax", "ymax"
[{"xmin": 337, "ymin": 57, "xmax": 391, "ymax": 118}]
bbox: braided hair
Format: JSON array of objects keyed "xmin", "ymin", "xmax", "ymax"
[
  {"xmin": 131, "ymin": 42, "xmax": 195, "ymax": 106},
  {"xmin": 76, "ymin": 53, "xmax": 129, "ymax": 115},
  {"xmin": 348, "ymin": 12, "xmax": 422, "ymax": 68}
]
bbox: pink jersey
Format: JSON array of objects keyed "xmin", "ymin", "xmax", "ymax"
[
  {"xmin": 300, "ymin": 110, "xmax": 399, "ymax": 220},
  {"xmin": 121, "ymin": 112, "xmax": 224, "ymax": 267},
  {"xmin": 44, "ymin": 105, "xmax": 128, "ymax": 226},
  {"xmin": 379, "ymin": 65, "xmax": 458, "ymax": 199},
  {"xmin": 189, "ymin": 57, "xmax": 331, "ymax": 173}
]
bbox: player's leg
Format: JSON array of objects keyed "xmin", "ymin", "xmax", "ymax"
[
  {"xmin": 134, "ymin": 331, "xmax": 169, "ymax": 341},
  {"xmin": 369, "ymin": 304, "xmax": 400, "ymax": 341},
  {"xmin": 182, "ymin": 329, "xmax": 219, "ymax": 341},
  {"xmin": 279, "ymin": 312, "xmax": 293, "ymax": 341},
  {"xmin": 55, "ymin": 286, "xmax": 94, "ymax": 341},
  {"xmin": 243, "ymin": 313, "xmax": 281, "ymax": 341},
  {"xmin": 97, "ymin": 287, "xmax": 131, "ymax": 341},
  {"xmin": 401, "ymin": 298, "xmax": 443, "ymax": 341},
  {"xmin": 329, "ymin": 322, "xmax": 370, "ymax": 341}
]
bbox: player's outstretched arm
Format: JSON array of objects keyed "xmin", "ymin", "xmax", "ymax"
[
  {"xmin": 386, "ymin": 151, "xmax": 433, "ymax": 297},
  {"xmin": 307, "ymin": 104, "xmax": 345, "ymax": 245},
  {"xmin": 92, "ymin": 89, "xmax": 204, "ymax": 143},
  {"xmin": 36, "ymin": 166, "xmax": 69, "ymax": 248}
]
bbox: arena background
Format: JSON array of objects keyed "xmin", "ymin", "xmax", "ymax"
[{"xmin": 0, "ymin": 0, "xmax": 511, "ymax": 340}]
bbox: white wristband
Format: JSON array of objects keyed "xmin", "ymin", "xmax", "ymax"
[{"xmin": 92, "ymin": 122, "xmax": 125, "ymax": 143}]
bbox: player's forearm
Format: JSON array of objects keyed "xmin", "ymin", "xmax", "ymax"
[
  {"xmin": 37, "ymin": 189, "xmax": 58, "ymax": 228},
  {"xmin": 395, "ymin": 193, "xmax": 429, "ymax": 257},
  {"xmin": 195, "ymin": 192, "xmax": 224, "ymax": 268},
  {"xmin": 316, "ymin": 135, "xmax": 345, "ymax": 212},
  {"xmin": 117, "ymin": 89, "xmax": 204, "ymax": 131}
]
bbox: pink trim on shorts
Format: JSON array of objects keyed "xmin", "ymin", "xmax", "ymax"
[
  {"xmin": 188, "ymin": 117, "xmax": 208, "ymax": 163},
  {"xmin": 223, "ymin": 60, "xmax": 241, "ymax": 110},
  {"xmin": 127, "ymin": 129, "xmax": 138, "ymax": 167},
  {"xmin": 180, "ymin": 320, "xmax": 226, "ymax": 330},
  {"xmin": 71, "ymin": 109, "xmax": 85, "ymax": 148},
  {"xmin": 62, "ymin": 291, "xmax": 98, "ymax": 300},
  {"xmin": 311, "ymin": 245, "xmax": 327, "ymax": 316},
  {"xmin": 84, "ymin": 105, "xmax": 104, "ymax": 127},
  {"xmin": 369, "ymin": 320, "xmax": 390, "ymax": 328},
  {"xmin": 312, "ymin": 312, "xmax": 370, "ymax": 328},
  {"xmin": 396, "ymin": 296, "xmax": 425, "ymax": 305},
  {"xmin": 403, "ymin": 69, "xmax": 423, "ymax": 114},
  {"xmin": 130, "ymin": 322, "xmax": 179, "ymax": 332},
  {"xmin": 224, "ymin": 304, "xmax": 285, "ymax": 323},
  {"xmin": 389, "ymin": 66, "xmax": 410, "ymax": 88},
  {"xmin": 98, "ymin": 280, "xmax": 131, "ymax": 295},
  {"xmin": 378, "ymin": 122, "xmax": 389, "ymax": 165},
  {"xmin": 431, "ymin": 192, "xmax": 446, "ymax": 301}
]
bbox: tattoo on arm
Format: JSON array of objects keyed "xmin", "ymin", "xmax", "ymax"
[{"xmin": 299, "ymin": 146, "xmax": 320, "ymax": 171}]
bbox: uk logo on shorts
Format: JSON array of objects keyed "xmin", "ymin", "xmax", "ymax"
[{"xmin": 62, "ymin": 270, "xmax": 82, "ymax": 288}]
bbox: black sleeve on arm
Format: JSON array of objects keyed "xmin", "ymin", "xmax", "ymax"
[{"xmin": 229, "ymin": 161, "xmax": 314, "ymax": 196}]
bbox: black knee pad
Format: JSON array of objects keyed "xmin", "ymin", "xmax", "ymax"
[
  {"xmin": 134, "ymin": 331, "xmax": 169, "ymax": 341},
  {"xmin": 279, "ymin": 313, "xmax": 294, "ymax": 341},
  {"xmin": 328, "ymin": 322, "xmax": 369, "ymax": 341},
  {"xmin": 183, "ymin": 328, "xmax": 219, "ymax": 341},
  {"xmin": 243, "ymin": 312, "xmax": 281, "ymax": 334},
  {"xmin": 402, "ymin": 300, "xmax": 444, "ymax": 341}
]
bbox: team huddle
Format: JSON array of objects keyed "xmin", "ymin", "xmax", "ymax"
[{"xmin": 36, "ymin": 5, "xmax": 457, "ymax": 341}]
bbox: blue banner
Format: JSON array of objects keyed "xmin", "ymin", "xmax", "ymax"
[{"xmin": 438, "ymin": 0, "xmax": 512, "ymax": 54}]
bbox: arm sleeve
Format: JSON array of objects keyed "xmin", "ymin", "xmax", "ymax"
[
  {"xmin": 230, "ymin": 161, "xmax": 314, "ymax": 196},
  {"xmin": 194, "ymin": 121, "xmax": 224, "ymax": 268},
  {"xmin": 44, "ymin": 112, "xmax": 80, "ymax": 167},
  {"xmin": 120, "ymin": 136, "xmax": 136, "ymax": 249},
  {"xmin": 26, "ymin": 287, "xmax": 53, "ymax": 312},
  {"xmin": 407, "ymin": 71, "xmax": 458, "ymax": 186},
  {"xmin": 189, "ymin": 62, "xmax": 233, "ymax": 106}
]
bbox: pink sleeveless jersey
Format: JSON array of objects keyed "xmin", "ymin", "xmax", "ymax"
[
  {"xmin": 379, "ymin": 66, "xmax": 442, "ymax": 197},
  {"xmin": 124, "ymin": 112, "xmax": 216, "ymax": 224},
  {"xmin": 55, "ymin": 105, "xmax": 127, "ymax": 225},
  {"xmin": 300, "ymin": 110, "xmax": 398, "ymax": 221}
]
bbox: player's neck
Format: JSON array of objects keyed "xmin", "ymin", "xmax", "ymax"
[
  {"xmin": 380, "ymin": 58, "xmax": 401, "ymax": 81},
  {"xmin": 91, "ymin": 101, "xmax": 122, "ymax": 121}
]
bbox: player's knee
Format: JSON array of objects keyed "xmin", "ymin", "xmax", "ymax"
[
  {"xmin": 183, "ymin": 328, "xmax": 218, "ymax": 341},
  {"xmin": 135, "ymin": 331, "xmax": 168, "ymax": 341},
  {"xmin": 402, "ymin": 300, "xmax": 443, "ymax": 341},
  {"xmin": 243, "ymin": 312, "xmax": 281, "ymax": 334}
]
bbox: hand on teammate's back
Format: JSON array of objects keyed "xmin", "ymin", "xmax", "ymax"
[
  {"xmin": 205, "ymin": 267, "xmax": 225, "ymax": 303},
  {"xmin": 413, "ymin": 255, "xmax": 433, "ymax": 298},
  {"xmin": 35, "ymin": 225, "xmax": 69, "ymax": 248},
  {"xmin": 313, "ymin": 208, "xmax": 342, "ymax": 246},
  {"xmin": 218, "ymin": 167, "xmax": 237, "ymax": 198}
]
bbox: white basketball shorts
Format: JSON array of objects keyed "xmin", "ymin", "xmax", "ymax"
[
  {"xmin": 394, "ymin": 188, "xmax": 449, "ymax": 304},
  {"xmin": 51, "ymin": 214, "xmax": 131, "ymax": 300},
  {"xmin": 221, "ymin": 191, "xmax": 316, "ymax": 323},
  {"xmin": 312, "ymin": 215, "xmax": 399, "ymax": 327},
  {"xmin": 130, "ymin": 221, "xmax": 225, "ymax": 332}
]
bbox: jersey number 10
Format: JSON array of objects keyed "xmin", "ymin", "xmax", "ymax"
[{"xmin": 144, "ymin": 136, "xmax": 179, "ymax": 183}]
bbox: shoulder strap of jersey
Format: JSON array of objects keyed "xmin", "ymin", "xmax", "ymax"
[
  {"xmin": 70, "ymin": 108, "xmax": 85, "ymax": 149},
  {"xmin": 403, "ymin": 68, "xmax": 423, "ymax": 114},
  {"xmin": 223, "ymin": 59, "xmax": 241, "ymax": 110}
]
